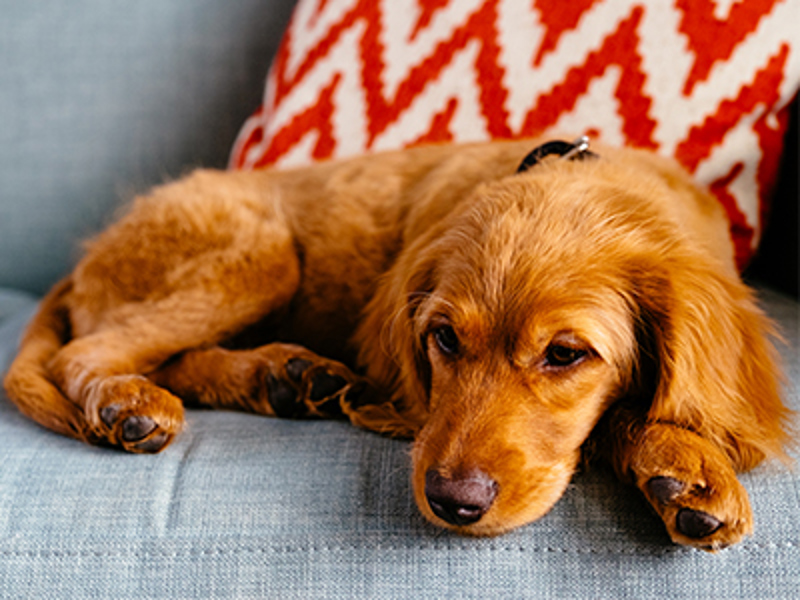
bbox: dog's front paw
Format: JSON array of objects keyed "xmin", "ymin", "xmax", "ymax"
[
  {"xmin": 91, "ymin": 375, "xmax": 184, "ymax": 453},
  {"xmin": 631, "ymin": 423, "xmax": 752, "ymax": 551},
  {"xmin": 257, "ymin": 345, "xmax": 419, "ymax": 437},
  {"xmin": 254, "ymin": 346, "xmax": 363, "ymax": 420}
]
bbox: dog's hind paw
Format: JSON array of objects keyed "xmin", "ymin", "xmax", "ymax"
[
  {"xmin": 91, "ymin": 375, "xmax": 184, "ymax": 453},
  {"xmin": 630, "ymin": 423, "xmax": 752, "ymax": 552}
]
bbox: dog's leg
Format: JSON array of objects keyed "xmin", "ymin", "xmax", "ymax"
[
  {"xmin": 151, "ymin": 344, "xmax": 420, "ymax": 438},
  {"xmin": 46, "ymin": 172, "xmax": 303, "ymax": 453},
  {"xmin": 151, "ymin": 344, "xmax": 363, "ymax": 419},
  {"xmin": 49, "ymin": 276, "xmax": 297, "ymax": 453},
  {"xmin": 603, "ymin": 408, "xmax": 752, "ymax": 551}
]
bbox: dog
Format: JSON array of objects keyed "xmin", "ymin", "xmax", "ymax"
[{"xmin": 3, "ymin": 136, "xmax": 792, "ymax": 551}]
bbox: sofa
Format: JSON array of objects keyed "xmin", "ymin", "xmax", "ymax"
[{"xmin": 1, "ymin": 1, "xmax": 798, "ymax": 598}]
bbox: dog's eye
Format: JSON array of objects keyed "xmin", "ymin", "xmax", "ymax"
[
  {"xmin": 544, "ymin": 344, "xmax": 587, "ymax": 368},
  {"xmin": 433, "ymin": 325, "xmax": 459, "ymax": 356}
]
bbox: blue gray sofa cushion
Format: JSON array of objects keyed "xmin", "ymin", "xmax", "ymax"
[{"xmin": 0, "ymin": 288, "xmax": 798, "ymax": 598}]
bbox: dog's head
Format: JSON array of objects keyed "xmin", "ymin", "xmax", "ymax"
[{"xmin": 356, "ymin": 143, "xmax": 786, "ymax": 536}]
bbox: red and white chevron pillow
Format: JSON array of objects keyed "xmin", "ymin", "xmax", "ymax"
[{"xmin": 230, "ymin": 0, "xmax": 799, "ymax": 269}]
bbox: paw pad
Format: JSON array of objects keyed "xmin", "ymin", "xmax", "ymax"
[
  {"xmin": 647, "ymin": 476, "xmax": 686, "ymax": 505},
  {"xmin": 285, "ymin": 358, "xmax": 312, "ymax": 382},
  {"xmin": 677, "ymin": 508, "xmax": 723, "ymax": 539},
  {"xmin": 266, "ymin": 373, "xmax": 302, "ymax": 418},
  {"xmin": 121, "ymin": 415, "xmax": 158, "ymax": 442},
  {"xmin": 100, "ymin": 404, "xmax": 122, "ymax": 429},
  {"xmin": 92, "ymin": 376, "xmax": 182, "ymax": 453},
  {"xmin": 132, "ymin": 431, "xmax": 171, "ymax": 453},
  {"xmin": 265, "ymin": 360, "xmax": 354, "ymax": 419},
  {"xmin": 309, "ymin": 372, "xmax": 347, "ymax": 401}
]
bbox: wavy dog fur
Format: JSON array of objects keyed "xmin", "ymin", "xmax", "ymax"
[{"xmin": 4, "ymin": 138, "xmax": 792, "ymax": 550}]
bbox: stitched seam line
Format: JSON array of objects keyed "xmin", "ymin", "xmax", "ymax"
[{"xmin": 0, "ymin": 540, "xmax": 797, "ymax": 558}]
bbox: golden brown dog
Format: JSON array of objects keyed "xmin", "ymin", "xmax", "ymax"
[{"xmin": 3, "ymin": 137, "xmax": 792, "ymax": 551}]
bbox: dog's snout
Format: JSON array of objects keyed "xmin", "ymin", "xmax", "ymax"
[{"xmin": 424, "ymin": 468, "xmax": 498, "ymax": 526}]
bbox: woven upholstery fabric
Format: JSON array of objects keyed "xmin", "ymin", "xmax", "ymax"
[
  {"xmin": 0, "ymin": 0, "xmax": 295, "ymax": 295},
  {"xmin": 230, "ymin": 0, "xmax": 800, "ymax": 269},
  {"xmin": 0, "ymin": 287, "xmax": 799, "ymax": 598}
]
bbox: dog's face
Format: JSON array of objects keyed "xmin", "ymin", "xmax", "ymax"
[{"xmin": 404, "ymin": 164, "xmax": 663, "ymax": 534}]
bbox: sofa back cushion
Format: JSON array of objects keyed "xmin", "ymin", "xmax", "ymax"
[{"xmin": 0, "ymin": 0, "xmax": 294, "ymax": 295}]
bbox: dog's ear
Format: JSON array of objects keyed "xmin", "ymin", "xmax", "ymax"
[
  {"xmin": 634, "ymin": 252, "xmax": 792, "ymax": 469},
  {"xmin": 353, "ymin": 235, "xmax": 441, "ymax": 433}
]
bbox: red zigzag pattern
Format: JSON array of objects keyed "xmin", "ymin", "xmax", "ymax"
[{"xmin": 231, "ymin": 0, "xmax": 799, "ymax": 269}]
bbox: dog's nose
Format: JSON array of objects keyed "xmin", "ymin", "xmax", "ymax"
[{"xmin": 424, "ymin": 468, "xmax": 498, "ymax": 526}]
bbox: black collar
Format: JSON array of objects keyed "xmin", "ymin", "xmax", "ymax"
[{"xmin": 516, "ymin": 136, "xmax": 597, "ymax": 173}]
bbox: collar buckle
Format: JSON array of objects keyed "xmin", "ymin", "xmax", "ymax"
[{"xmin": 516, "ymin": 136, "xmax": 597, "ymax": 173}]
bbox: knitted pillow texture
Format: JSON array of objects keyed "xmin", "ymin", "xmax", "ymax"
[{"xmin": 230, "ymin": 0, "xmax": 800, "ymax": 268}]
